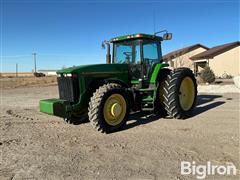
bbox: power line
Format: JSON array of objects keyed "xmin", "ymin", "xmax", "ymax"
[{"xmin": 2, "ymin": 55, "xmax": 31, "ymax": 58}]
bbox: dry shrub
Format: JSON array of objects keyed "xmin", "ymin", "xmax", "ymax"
[{"xmin": 199, "ymin": 66, "xmax": 215, "ymax": 84}]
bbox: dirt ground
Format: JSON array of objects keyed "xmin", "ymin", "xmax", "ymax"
[
  {"xmin": 0, "ymin": 76, "xmax": 57, "ymax": 89},
  {"xmin": 0, "ymin": 85, "xmax": 239, "ymax": 180}
]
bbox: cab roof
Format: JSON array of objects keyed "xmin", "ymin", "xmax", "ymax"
[{"xmin": 110, "ymin": 33, "xmax": 163, "ymax": 43}]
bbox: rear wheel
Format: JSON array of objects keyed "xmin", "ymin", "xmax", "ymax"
[
  {"xmin": 156, "ymin": 68, "xmax": 171, "ymax": 116},
  {"xmin": 88, "ymin": 83, "xmax": 129, "ymax": 133},
  {"xmin": 163, "ymin": 68, "xmax": 197, "ymax": 119}
]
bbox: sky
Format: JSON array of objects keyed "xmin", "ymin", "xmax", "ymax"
[{"xmin": 1, "ymin": 0, "xmax": 239, "ymax": 72}]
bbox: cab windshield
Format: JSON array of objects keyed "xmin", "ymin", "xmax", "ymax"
[{"xmin": 113, "ymin": 40, "xmax": 141, "ymax": 64}]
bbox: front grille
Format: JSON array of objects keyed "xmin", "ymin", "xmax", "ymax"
[{"xmin": 57, "ymin": 75, "xmax": 80, "ymax": 103}]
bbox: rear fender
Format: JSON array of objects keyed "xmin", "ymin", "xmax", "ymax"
[{"xmin": 149, "ymin": 64, "xmax": 170, "ymax": 85}]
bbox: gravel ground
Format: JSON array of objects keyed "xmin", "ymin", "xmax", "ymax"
[
  {"xmin": 198, "ymin": 84, "xmax": 240, "ymax": 94},
  {"xmin": 0, "ymin": 86, "xmax": 239, "ymax": 180}
]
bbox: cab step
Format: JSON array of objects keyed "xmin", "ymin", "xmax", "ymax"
[
  {"xmin": 141, "ymin": 102, "xmax": 154, "ymax": 111},
  {"xmin": 142, "ymin": 96, "xmax": 154, "ymax": 102},
  {"xmin": 138, "ymin": 88, "xmax": 156, "ymax": 111}
]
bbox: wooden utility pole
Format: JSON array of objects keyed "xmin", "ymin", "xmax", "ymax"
[
  {"xmin": 32, "ymin": 52, "xmax": 37, "ymax": 73},
  {"xmin": 16, "ymin": 63, "xmax": 18, "ymax": 77}
]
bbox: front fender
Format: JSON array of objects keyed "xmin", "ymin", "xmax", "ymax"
[{"xmin": 104, "ymin": 78, "xmax": 130, "ymax": 88}]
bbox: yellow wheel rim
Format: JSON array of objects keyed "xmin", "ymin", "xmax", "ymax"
[
  {"xmin": 179, "ymin": 77, "xmax": 195, "ymax": 111},
  {"xmin": 103, "ymin": 94, "xmax": 127, "ymax": 126}
]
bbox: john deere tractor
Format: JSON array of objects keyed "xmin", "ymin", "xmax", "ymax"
[{"xmin": 39, "ymin": 32, "xmax": 197, "ymax": 133}]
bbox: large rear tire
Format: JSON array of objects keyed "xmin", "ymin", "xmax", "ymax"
[
  {"xmin": 163, "ymin": 68, "xmax": 197, "ymax": 119},
  {"xmin": 155, "ymin": 68, "xmax": 171, "ymax": 116},
  {"xmin": 88, "ymin": 83, "xmax": 129, "ymax": 133}
]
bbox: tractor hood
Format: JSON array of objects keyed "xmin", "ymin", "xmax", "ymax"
[{"xmin": 57, "ymin": 64, "xmax": 129, "ymax": 75}]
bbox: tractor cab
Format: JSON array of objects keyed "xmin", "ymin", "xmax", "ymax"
[{"xmin": 104, "ymin": 33, "xmax": 172, "ymax": 82}]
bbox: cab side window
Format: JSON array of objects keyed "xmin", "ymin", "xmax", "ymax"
[
  {"xmin": 143, "ymin": 42, "xmax": 159, "ymax": 76},
  {"xmin": 143, "ymin": 43, "xmax": 159, "ymax": 62}
]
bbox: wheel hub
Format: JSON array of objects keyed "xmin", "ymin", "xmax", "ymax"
[
  {"xmin": 111, "ymin": 103, "xmax": 122, "ymax": 117},
  {"xmin": 103, "ymin": 94, "xmax": 127, "ymax": 126}
]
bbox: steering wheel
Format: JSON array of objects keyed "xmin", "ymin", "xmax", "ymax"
[
  {"xmin": 123, "ymin": 52, "xmax": 132, "ymax": 63},
  {"xmin": 123, "ymin": 52, "xmax": 132, "ymax": 57}
]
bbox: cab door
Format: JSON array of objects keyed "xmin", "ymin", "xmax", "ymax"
[
  {"xmin": 142, "ymin": 40, "xmax": 161, "ymax": 78},
  {"xmin": 113, "ymin": 40, "xmax": 142, "ymax": 80}
]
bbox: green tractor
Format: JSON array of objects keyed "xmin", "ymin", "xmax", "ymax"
[{"xmin": 39, "ymin": 32, "xmax": 197, "ymax": 133}]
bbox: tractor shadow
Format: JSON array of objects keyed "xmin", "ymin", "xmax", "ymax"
[
  {"xmin": 192, "ymin": 94, "xmax": 226, "ymax": 117},
  {"xmin": 121, "ymin": 94, "xmax": 226, "ymax": 132},
  {"xmin": 126, "ymin": 111, "xmax": 163, "ymax": 129}
]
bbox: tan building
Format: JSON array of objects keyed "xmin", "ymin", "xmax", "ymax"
[
  {"xmin": 37, "ymin": 69, "xmax": 57, "ymax": 76},
  {"xmin": 162, "ymin": 44, "xmax": 209, "ymax": 72},
  {"xmin": 190, "ymin": 41, "xmax": 240, "ymax": 77}
]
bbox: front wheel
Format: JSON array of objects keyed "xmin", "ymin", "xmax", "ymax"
[
  {"xmin": 88, "ymin": 83, "xmax": 129, "ymax": 133},
  {"xmin": 63, "ymin": 112, "xmax": 88, "ymax": 124},
  {"xmin": 163, "ymin": 68, "xmax": 197, "ymax": 119}
]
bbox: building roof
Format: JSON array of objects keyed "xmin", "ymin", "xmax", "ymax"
[
  {"xmin": 162, "ymin": 44, "xmax": 209, "ymax": 61},
  {"xmin": 38, "ymin": 70, "xmax": 57, "ymax": 72},
  {"xmin": 190, "ymin": 41, "xmax": 240, "ymax": 60},
  {"xmin": 110, "ymin": 33, "xmax": 162, "ymax": 42}
]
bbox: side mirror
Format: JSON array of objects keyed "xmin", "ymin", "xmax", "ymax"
[{"xmin": 163, "ymin": 33, "xmax": 172, "ymax": 40}]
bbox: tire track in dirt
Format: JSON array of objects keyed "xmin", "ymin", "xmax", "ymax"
[{"xmin": 6, "ymin": 109, "xmax": 38, "ymax": 121}]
